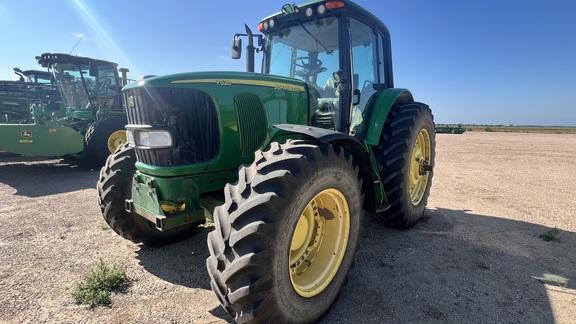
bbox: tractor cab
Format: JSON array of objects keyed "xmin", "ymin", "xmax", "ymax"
[
  {"xmin": 13, "ymin": 68, "xmax": 52, "ymax": 84},
  {"xmin": 36, "ymin": 53, "xmax": 126, "ymax": 120},
  {"xmin": 255, "ymin": 1, "xmax": 393, "ymax": 134}
]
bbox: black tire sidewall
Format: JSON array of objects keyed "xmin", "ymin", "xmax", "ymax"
[
  {"xmin": 400, "ymin": 107, "xmax": 435, "ymax": 224},
  {"xmin": 376, "ymin": 103, "xmax": 436, "ymax": 227}
]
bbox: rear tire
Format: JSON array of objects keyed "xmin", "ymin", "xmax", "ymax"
[
  {"xmin": 206, "ymin": 140, "xmax": 363, "ymax": 323},
  {"xmin": 374, "ymin": 102, "xmax": 435, "ymax": 227},
  {"xmin": 97, "ymin": 143, "xmax": 197, "ymax": 246},
  {"xmin": 85, "ymin": 115, "xmax": 128, "ymax": 167}
]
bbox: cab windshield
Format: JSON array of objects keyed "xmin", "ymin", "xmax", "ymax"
[
  {"xmin": 265, "ymin": 16, "xmax": 340, "ymax": 99},
  {"xmin": 26, "ymin": 73, "xmax": 51, "ymax": 84},
  {"xmin": 52, "ymin": 63, "xmax": 119, "ymax": 110}
]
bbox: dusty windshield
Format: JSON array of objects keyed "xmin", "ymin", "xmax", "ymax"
[
  {"xmin": 52, "ymin": 63, "xmax": 118, "ymax": 110},
  {"xmin": 52, "ymin": 63, "xmax": 92, "ymax": 109},
  {"xmin": 266, "ymin": 16, "xmax": 340, "ymax": 98}
]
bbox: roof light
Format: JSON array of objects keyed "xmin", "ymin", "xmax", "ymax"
[
  {"xmin": 258, "ymin": 22, "xmax": 264, "ymax": 32},
  {"xmin": 317, "ymin": 4, "xmax": 326, "ymax": 14},
  {"xmin": 262, "ymin": 21, "xmax": 269, "ymax": 30},
  {"xmin": 326, "ymin": 1, "xmax": 345, "ymax": 10},
  {"xmin": 269, "ymin": 18, "xmax": 275, "ymax": 28},
  {"xmin": 306, "ymin": 7, "xmax": 314, "ymax": 17}
]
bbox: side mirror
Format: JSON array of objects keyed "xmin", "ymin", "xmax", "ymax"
[
  {"xmin": 13, "ymin": 67, "xmax": 25, "ymax": 81},
  {"xmin": 333, "ymin": 70, "xmax": 350, "ymax": 94},
  {"xmin": 89, "ymin": 62, "xmax": 98, "ymax": 77},
  {"xmin": 232, "ymin": 37, "xmax": 242, "ymax": 60},
  {"xmin": 332, "ymin": 70, "xmax": 343, "ymax": 84}
]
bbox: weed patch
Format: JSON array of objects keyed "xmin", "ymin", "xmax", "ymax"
[
  {"xmin": 539, "ymin": 228, "xmax": 560, "ymax": 242},
  {"xmin": 72, "ymin": 259, "xmax": 128, "ymax": 307}
]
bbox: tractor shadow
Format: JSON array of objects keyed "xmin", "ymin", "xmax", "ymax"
[
  {"xmin": 323, "ymin": 207, "xmax": 576, "ymax": 323},
  {"xmin": 0, "ymin": 155, "xmax": 99, "ymax": 197},
  {"xmin": 132, "ymin": 207, "xmax": 576, "ymax": 323},
  {"xmin": 134, "ymin": 228, "xmax": 233, "ymax": 321},
  {"xmin": 134, "ymin": 225, "xmax": 214, "ymax": 290}
]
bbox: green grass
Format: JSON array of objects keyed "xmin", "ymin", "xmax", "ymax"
[
  {"xmin": 72, "ymin": 259, "xmax": 128, "ymax": 307},
  {"xmin": 539, "ymin": 228, "xmax": 560, "ymax": 242}
]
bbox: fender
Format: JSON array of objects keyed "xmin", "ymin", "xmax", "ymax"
[
  {"xmin": 363, "ymin": 88, "xmax": 414, "ymax": 146},
  {"xmin": 273, "ymin": 124, "xmax": 377, "ymax": 212}
]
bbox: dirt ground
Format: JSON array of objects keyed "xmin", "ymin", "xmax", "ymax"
[{"xmin": 0, "ymin": 132, "xmax": 575, "ymax": 323}]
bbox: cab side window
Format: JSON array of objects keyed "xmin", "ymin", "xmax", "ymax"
[
  {"xmin": 350, "ymin": 18, "xmax": 378, "ymax": 112},
  {"xmin": 350, "ymin": 18, "xmax": 386, "ymax": 111}
]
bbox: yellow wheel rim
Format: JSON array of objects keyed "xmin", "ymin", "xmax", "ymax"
[
  {"xmin": 409, "ymin": 128, "xmax": 432, "ymax": 205},
  {"xmin": 107, "ymin": 130, "xmax": 127, "ymax": 153},
  {"xmin": 289, "ymin": 188, "xmax": 350, "ymax": 298}
]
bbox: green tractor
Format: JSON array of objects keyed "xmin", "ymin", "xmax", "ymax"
[
  {"xmin": 0, "ymin": 67, "xmax": 62, "ymax": 124},
  {"xmin": 98, "ymin": 1, "xmax": 435, "ymax": 322},
  {"xmin": 0, "ymin": 53, "xmax": 130, "ymax": 165}
]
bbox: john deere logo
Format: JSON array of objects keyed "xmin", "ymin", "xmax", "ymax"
[
  {"xmin": 129, "ymin": 96, "xmax": 135, "ymax": 108},
  {"xmin": 21, "ymin": 130, "xmax": 32, "ymax": 138}
]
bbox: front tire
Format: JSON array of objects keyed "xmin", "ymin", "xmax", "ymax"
[
  {"xmin": 85, "ymin": 115, "xmax": 128, "ymax": 167},
  {"xmin": 97, "ymin": 143, "xmax": 197, "ymax": 246},
  {"xmin": 207, "ymin": 140, "xmax": 363, "ymax": 323},
  {"xmin": 374, "ymin": 102, "xmax": 435, "ymax": 227}
]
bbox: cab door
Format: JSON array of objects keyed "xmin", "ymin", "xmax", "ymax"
[{"xmin": 346, "ymin": 16, "xmax": 390, "ymax": 136}]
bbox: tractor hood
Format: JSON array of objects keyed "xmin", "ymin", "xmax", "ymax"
[
  {"xmin": 122, "ymin": 71, "xmax": 311, "ymax": 174},
  {"xmin": 124, "ymin": 71, "xmax": 308, "ymax": 95}
]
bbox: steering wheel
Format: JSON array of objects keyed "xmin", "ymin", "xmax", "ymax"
[
  {"xmin": 99, "ymin": 78, "xmax": 112, "ymax": 90},
  {"xmin": 293, "ymin": 57, "xmax": 327, "ymax": 78}
]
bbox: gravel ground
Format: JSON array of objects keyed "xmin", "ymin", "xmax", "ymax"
[{"xmin": 0, "ymin": 132, "xmax": 575, "ymax": 323}]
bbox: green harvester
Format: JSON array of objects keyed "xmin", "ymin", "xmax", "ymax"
[{"xmin": 435, "ymin": 123, "xmax": 466, "ymax": 134}]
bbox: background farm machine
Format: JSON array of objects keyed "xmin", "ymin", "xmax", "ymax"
[
  {"xmin": 0, "ymin": 53, "xmax": 130, "ymax": 165},
  {"xmin": 0, "ymin": 67, "xmax": 62, "ymax": 124},
  {"xmin": 435, "ymin": 123, "xmax": 466, "ymax": 134}
]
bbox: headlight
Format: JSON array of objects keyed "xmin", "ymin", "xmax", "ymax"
[
  {"xmin": 137, "ymin": 130, "xmax": 172, "ymax": 147},
  {"xmin": 126, "ymin": 127, "xmax": 173, "ymax": 149}
]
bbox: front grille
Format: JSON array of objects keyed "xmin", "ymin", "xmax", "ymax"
[
  {"xmin": 124, "ymin": 87, "xmax": 220, "ymax": 166},
  {"xmin": 234, "ymin": 93, "xmax": 267, "ymax": 157}
]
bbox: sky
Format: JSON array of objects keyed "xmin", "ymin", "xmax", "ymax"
[{"xmin": 1, "ymin": 0, "xmax": 575, "ymax": 126}]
